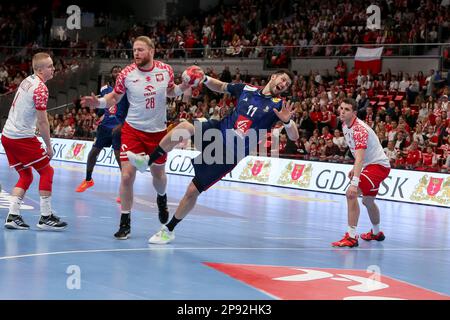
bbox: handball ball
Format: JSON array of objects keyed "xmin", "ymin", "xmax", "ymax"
[{"xmin": 182, "ymin": 65, "xmax": 204, "ymax": 86}]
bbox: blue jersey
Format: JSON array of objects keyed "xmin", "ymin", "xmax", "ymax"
[
  {"xmin": 219, "ymin": 83, "xmax": 282, "ymax": 156},
  {"xmin": 98, "ymin": 85, "xmax": 129, "ymax": 129}
]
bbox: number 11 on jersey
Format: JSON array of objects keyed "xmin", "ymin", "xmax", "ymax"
[{"xmin": 247, "ymin": 105, "xmax": 257, "ymax": 117}]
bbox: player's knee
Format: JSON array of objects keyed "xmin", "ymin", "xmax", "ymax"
[
  {"xmin": 362, "ymin": 196, "xmax": 374, "ymax": 207},
  {"xmin": 179, "ymin": 121, "xmax": 194, "ymax": 132},
  {"xmin": 37, "ymin": 165, "xmax": 54, "ymax": 192},
  {"xmin": 121, "ymin": 171, "xmax": 134, "ymax": 186},
  {"xmin": 16, "ymin": 168, "xmax": 33, "ymax": 190},
  {"xmin": 186, "ymin": 183, "xmax": 200, "ymax": 199},
  {"xmin": 151, "ymin": 167, "xmax": 166, "ymax": 180},
  {"xmin": 88, "ymin": 147, "xmax": 101, "ymax": 159},
  {"xmin": 172, "ymin": 122, "xmax": 194, "ymax": 142}
]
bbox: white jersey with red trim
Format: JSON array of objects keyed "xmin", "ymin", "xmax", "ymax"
[
  {"xmin": 114, "ymin": 61, "xmax": 174, "ymax": 133},
  {"xmin": 2, "ymin": 74, "xmax": 48, "ymax": 139},
  {"xmin": 343, "ymin": 117, "xmax": 390, "ymax": 168}
]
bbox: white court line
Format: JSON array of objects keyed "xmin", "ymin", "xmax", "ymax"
[
  {"xmin": 1, "ymin": 247, "xmax": 450, "ymax": 261},
  {"xmin": 264, "ymin": 237, "xmax": 322, "ymax": 240}
]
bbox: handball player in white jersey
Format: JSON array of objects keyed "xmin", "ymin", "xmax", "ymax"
[
  {"xmin": 1, "ymin": 52, "xmax": 67, "ymax": 231},
  {"xmin": 81, "ymin": 36, "xmax": 193, "ymax": 240},
  {"xmin": 332, "ymin": 98, "xmax": 391, "ymax": 248}
]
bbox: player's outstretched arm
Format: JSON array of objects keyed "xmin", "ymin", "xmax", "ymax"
[
  {"xmin": 80, "ymin": 91, "xmax": 123, "ymax": 110},
  {"xmin": 274, "ymin": 100, "xmax": 299, "ymax": 141},
  {"xmin": 203, "ymin": 76, "xmax": 228, "ymax": 93},
  {"xmin": 167, "ymin": 82, "xmax": 191, "ymax": 98},
  {"xmin": 167, "ymin": 65, "xmax": 206, "ymax": 97}
]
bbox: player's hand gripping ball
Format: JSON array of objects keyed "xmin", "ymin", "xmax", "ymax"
[{"xmin": 182, "ymin": 65, "xmax": 205, "ymax": 87}]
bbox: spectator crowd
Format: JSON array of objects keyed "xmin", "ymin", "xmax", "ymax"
[{"xmin": 1, "ymin": 0, "xmax": 449, "ymax": 173}]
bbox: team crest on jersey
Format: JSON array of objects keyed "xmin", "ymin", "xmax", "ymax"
[
  {"xmin": 156, "ymin": 73, "xmax": 164, "ymax": 82},
  {"xmin": 238, "ymin": 158, "xmax": 271, "ymax": 182},
  {"xmin": 65, "ymin": 142, "xmax": 87, "ymax": 161},
  {"xmin": 234, "ymin": 115, "xmax": 253, "ymax": 136},
  {"xmin": 278, "ymin": 162, "xmax": 312, "ymax": 188},
  {"xmin": 410, "ymin": 175, "xmax": 449, "ymax": 205},
  {"xmin": 108, "ymin": 105, "xmax": 117, "ymax": 115}
]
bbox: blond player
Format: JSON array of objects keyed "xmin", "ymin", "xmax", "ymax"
[
  {"xmin": 81, "ymin": 36, "xmax": 195, "ymax": 240},
  {"xmin": 1, "ymin": 52, "xmax": 67, "ymax": 230}
]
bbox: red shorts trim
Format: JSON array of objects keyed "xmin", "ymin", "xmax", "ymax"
[
  {"xmin": 120, "ymin": 122, "xmax": 167, "ymax": 164},
  {"xmin": 1, "ymin": 135, "xmax": 50, "ymax": 171},
  {"xmin": 359, "ymin": 164, "xmax": 390, "ymax": 196}
]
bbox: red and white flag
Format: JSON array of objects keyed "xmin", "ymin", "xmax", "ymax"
[{"xmin": 354, "ymin": 47, "xmax": 383, "ymax": 75}]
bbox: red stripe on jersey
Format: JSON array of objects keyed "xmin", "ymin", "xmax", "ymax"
[
  {"xmin": 33, "ymin": 82, "xmax": 48, "ymax": 110},
  {"xmin": 353, "ymin": 121, "xmax": 369, "ymax": 150},
  {"xmin": 114, "ymin": 64, "xmax": 138, "ymax": 94}
]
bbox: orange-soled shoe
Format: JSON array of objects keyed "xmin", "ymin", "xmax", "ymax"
[{"xmin": 75, "ymin": 179, "xmax": 94, "ymax": 192}]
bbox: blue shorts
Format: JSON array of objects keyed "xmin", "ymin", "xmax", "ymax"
[
  {"xmin": 191, "ymin": 120, "xmax": 237, "ymax": 193},
  {"xmin": 93, "ymin": 125, "xmax": 121, "ymax": 151}
]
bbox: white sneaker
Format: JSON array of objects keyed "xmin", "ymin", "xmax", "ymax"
[
  {"xmin": 126, "ymin": 151, "xmax": 149, "ymax": 173},
  {"xmin": 148, "ymin": 225, "xmax": 175, "ymax": 244}
]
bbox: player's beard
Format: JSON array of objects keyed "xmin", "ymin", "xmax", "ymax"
[{"xmin": 135, "ymin": 54, "xmax": 151, "ymax": 68}]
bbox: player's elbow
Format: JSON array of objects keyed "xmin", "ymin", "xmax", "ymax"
[
  {"xmin": 36, "ymin": 115, "xmax": 48, "ymax": 126},
  {"xmin": 108, "ymin": 96, "xmax": 117, "ymax": 107},
  {"xmin": 36, "ymin": 119, "xmax": 49, "ymax": 130}
]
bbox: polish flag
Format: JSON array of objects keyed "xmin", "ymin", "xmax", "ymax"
[{"xmin": 354, "ymin": 47, "xmax": 383, "ymax": 75}]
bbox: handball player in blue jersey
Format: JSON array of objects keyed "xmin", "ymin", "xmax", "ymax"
[
  {"xmin": 76, "ymin": 66, "xmax": 129, "ymax": 202},
  {"xmin": 127, "ymin": 69, "xmax": 299, "ymax": 244}
]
